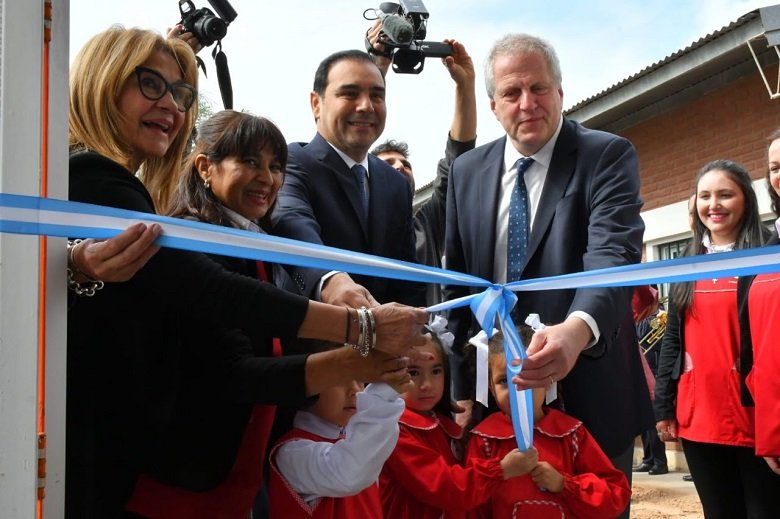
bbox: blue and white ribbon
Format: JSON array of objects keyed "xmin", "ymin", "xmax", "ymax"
[{"xmin": 4, "ymin": 192, "xmax": 780, "ymax": 452}]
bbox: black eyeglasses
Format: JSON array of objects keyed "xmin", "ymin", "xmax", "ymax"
[{"xmin": 134, "ymin": 66, "xmax": 196, "ymax": 113}]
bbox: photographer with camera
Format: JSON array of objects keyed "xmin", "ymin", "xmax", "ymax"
[{"xmin": 366, "ymin": 20, "xmax": 477, "ymax": 306}]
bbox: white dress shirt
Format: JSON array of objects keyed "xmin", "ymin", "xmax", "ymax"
[
  {"xmin": 492, "ymin": 117, "xmax": 599, "ymax": 345},
  {"xmin": 274, "ymin": 383, "xmax": 404, "ymax": 505}
]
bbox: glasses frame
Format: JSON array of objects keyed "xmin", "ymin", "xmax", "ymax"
[{"xmin": 133, "ymin": 66, "xmax": 197, "ymax": 113}]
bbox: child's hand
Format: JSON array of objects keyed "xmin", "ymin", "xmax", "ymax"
[
  {"xmin": 530, "ymin": 461, "xmax": 564, "ymax": 492},
  {"xmin": 500, "ymin": 447, "xmax": 539, "ymax": 479}
]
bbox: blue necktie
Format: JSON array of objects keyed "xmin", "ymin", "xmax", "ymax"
[
  {"xmin": 351, "ymin": 164, "xmax": 369, "ymax": 219},
  {"xmin": 506, "ymin": 157, "xmax": 534, "ymax": 282}
]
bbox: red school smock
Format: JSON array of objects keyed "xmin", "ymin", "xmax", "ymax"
[
  {"xmin": 746, "ymin": 273, "xmax": 780, "ymax": 457},
  {"xmin": 379, "ymin": 408, "xmax": 504, "ymax": 519},
  {"xmin": 677, "ymin": 277, "xmax": 755, "ymax": 446},
  {"xmin": 268, "ymin": 428, "xmax": 383, "ymax": 519},
  {"xmin": 465, "ymin": 410, "xmax": 630, "ymax": 519}
]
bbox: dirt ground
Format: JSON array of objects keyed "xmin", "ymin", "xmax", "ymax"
[{"xmin": 630, "ymin": 473, "xmax": 703, "ymax": 519}]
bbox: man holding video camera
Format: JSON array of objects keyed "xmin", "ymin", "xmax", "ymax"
[{"xmin": 367, "ymin": 21, "xmax": 477, "ymax": 306}]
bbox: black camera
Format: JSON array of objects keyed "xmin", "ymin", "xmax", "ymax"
[
  {"xmin": 179, "ymin": 0, "xmax": 237, "ymax": 47},
  {"xmin": 370, "ymin": 0, "xmax": 452, "ymax": 74}
]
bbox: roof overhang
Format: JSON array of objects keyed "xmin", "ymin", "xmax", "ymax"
[{"xmin": 565, "ymin": 6, "xmax": 780, "ymax": 132}]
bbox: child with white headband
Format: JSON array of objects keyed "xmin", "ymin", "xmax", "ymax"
[{"xmin": 465, "ymin": 321, "xmax": 630, "ymax": 518}]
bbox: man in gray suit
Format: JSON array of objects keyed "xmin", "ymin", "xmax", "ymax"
[{"xmin": 445, "ymin": 33, "xmax": 653, "ymax": 518}]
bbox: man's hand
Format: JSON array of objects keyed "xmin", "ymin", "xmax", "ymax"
[
  {"xmin": 73, "ymin": 222, "xmax": 161, "ymax": 282},
  {"xmin": 656, "ymin": 419, "xmax": 679, "ymax": 441},
  {"xmin": 530, "ymin": 461, "xmax": 565, "ymax": 492},
  {"xmin": 321, "ymin": 273, "xmax": 378, "ymax": 308},
  {"xmin": 441, "ymin": 39, "xmax": 475, "ymax": 88},
  {"xmin": 511, "ymin": 317, "xmax": 591, "ymax": 389},
  {"xmin": 167, "ymin": 24, "xmax": 203, "ymax": 54},
  {"xmin": 365, "ymin": 20, "xmax": 392, "ymax": 76},
  {"xmin": 454, "ymin": 399, "xmax": 473, "ymax": 428}
]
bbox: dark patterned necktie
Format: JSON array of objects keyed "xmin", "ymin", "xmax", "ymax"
[
  {"xmin": 506, "ymin": 158, "xmax": 535, "ymax": 282},
  {"xmin": 351, "ymin": 164, "xmax": 369, "ymax": 219}
]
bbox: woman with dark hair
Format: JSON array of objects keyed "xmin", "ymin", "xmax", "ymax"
[
  {"xmin": 67, "ymin": 27, "xmax": 427, "ymax": 519},
  {"xmin": 654, "ymin": 159, "xmax": 779, "ymax": 518},
  {"xmin": 738, "ymin": 129, "xmax": 780, "ymax": 477}
]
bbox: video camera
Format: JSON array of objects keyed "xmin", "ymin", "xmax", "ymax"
[
  {"xmin": 366, "ymin": 0, "xmax": 453, "ymax": 74},
  {"xmin": 177, "ymin": 0, "xmax": 237, "ymax": 109}
]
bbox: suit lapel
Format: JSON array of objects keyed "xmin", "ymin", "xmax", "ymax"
[
  {"xmin": 479, "ymin": 138, "xmax": 506, "ymax": 280},
  {"xmin": 527, "ymin": 119, "xmax": 576, "ymax": 261},
  {"xmin": 307, "ymin": 134, "xmax": 368, "ymax": 238}
]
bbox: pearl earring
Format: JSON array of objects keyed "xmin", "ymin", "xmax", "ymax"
[{"xmin": 204, "ymin": 179, "xmax": 210, "ymax": 189}]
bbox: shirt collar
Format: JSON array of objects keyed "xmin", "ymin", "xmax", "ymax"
[
  {"xmin": 502, "ymin": 115, "xmax": 563, "ymax": 171},
  {"xmin": 293, "ymin": 410, "xmax": 344, "ymax": 440},
  {"xmin": 222, "ymin": 205, "xmax": 262, "ymax": 233},
  {"xmin": 327, "ymin": 141, "xmax": 370, "ymax": 177},
  {"xmin": 702, "ymin": 232, "xmax": 735, "ymax": 254}
]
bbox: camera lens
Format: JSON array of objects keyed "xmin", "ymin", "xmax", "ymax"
[{"xmin": 197, "ymin": 15, "xmax": 228, "ymax": 42}]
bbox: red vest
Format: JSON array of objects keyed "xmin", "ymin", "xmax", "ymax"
[{"xmin": 268, "ymin": 428, "xmax": 384, "ymax": 519}]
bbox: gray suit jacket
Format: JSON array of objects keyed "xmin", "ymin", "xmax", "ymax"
[{"xmin": 445, "ymin": 117, "xmax": 653, "ymax": 456}]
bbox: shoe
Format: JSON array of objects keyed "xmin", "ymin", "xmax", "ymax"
[
  {"xmin": 648, "ymin": 465, "xmax": 669, "ymax": 475},
  {"xmin": 632, "ymin": 462, "xmax": 653, "ymax": 472},
  {"xmin": 682, "ymin": 474, "xmax": 693, "ymax": 482}
]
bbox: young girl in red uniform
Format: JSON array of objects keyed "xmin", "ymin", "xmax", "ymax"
[
  {"xmin": 379, "ymin": 316, "xmax": 529, "ymax": 519},
  {"xmin": 466, "ymin": 326, "xmax": 630, "ymax": 519}
]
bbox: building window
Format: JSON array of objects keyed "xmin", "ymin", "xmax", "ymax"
[{"xmin": 656, "ymin": 238, "xmax": 691, "ymax": 305}]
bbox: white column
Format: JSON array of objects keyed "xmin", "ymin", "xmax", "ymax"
[{"xmin": 0, "ymin": 0, "xmax": 46, "ymax": 517}]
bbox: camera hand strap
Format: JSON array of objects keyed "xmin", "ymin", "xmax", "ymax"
[{"xmin": 212, "ymin": 41, "xmax": 233, "ymax": 109}]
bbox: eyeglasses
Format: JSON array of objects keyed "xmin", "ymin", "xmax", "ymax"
[{"xmin": 134, "ymin": 66, "xmax": 196, "ymax": 113}]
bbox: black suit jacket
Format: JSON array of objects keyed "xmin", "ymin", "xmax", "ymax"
[
  {"xmin": 272, "ymin": 133, "xmax": 425, "ymax": 306},
  {"xmin": 445, "ymin": 118, "xmax": 653, "ymax": 456}
]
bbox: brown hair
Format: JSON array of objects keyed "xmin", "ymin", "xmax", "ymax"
[{"xmin": 168, "ymin": 110, "xmax": 288, "ymax": 230}]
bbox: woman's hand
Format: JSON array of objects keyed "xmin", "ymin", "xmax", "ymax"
[
  {"xmin": 656, "ymin": 419, "xmax": 679, "ymax": 441},
  {"xmin": 764, "ymin": 457, "xmax": 780, "ymax": 475},
  {"xmin": 71, "ymin": 223, "xmax": 161, "ymax": 282},
  {"xmin": 372, "ymin": 302, "xmax": 429, "ymax": 356}
]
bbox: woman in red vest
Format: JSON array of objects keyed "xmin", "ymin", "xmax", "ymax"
[
  {"xmin": 738, "ymin": 129, "xmax": 780, "ymax": 477},
  {"xmin": 654, "ymin": 160, "xmax": 779, "ymax": 518}
]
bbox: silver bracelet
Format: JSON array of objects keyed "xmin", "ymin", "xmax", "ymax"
[
  {"xmin": 67, "ymin": 239, "xmax": 104, "ymax": 297},
  {"xmin": 346, "ymin": 307, "xmax": 368, "ymax": 357}
]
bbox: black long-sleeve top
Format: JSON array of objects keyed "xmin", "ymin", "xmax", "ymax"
[{"xmin": 66, "ymin": 151, "xmax": 311, "ymax": 518}]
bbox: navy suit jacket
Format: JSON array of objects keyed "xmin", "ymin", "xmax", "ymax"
[
  {"xmin": 272, "ymin": 133, "xmax": 425, "ymax": 307},
  {"xmin": 445, "ymin": 118, "xmax": 653, "ymax": 456}
]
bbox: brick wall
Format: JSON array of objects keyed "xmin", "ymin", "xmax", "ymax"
[{"xmin": 623, "ymin": 67, "xmax": 780, "ymax": 211}]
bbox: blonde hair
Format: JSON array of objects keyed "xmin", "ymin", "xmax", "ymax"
[{"xmin": 69, "ymin": 25, "xmax": 198, "ymax": 212}]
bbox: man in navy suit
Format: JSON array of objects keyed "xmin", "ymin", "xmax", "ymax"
[
  {"xmin": 273, "ymin": 50, "xmax": 425, "ymax": 308},
  {"xmin": 445, "ymin": 33, "xmax": 653, "ymax": 518}
]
